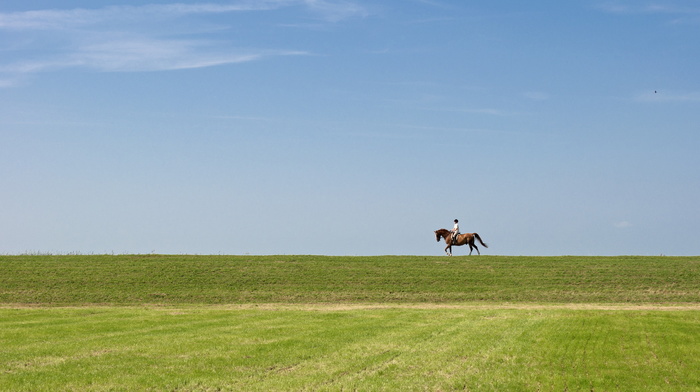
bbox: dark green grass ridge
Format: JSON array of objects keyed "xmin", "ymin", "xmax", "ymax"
[{"xmin": 1, "ymin": 255, "xmax": 699, "ymax": 305}]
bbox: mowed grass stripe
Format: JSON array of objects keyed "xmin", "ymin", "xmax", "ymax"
[
  {"xmin": 1, "ymin": 307, "xmax": 699, "ymax": 391},
  {"xmin": 1, "ymin": 255, "xmax": 700, "ymax": 304}
]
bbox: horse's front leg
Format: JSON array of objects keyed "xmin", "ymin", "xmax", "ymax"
[{"xmin": 444, "ymin": 244, "xmax": 452, "ymax": 256}]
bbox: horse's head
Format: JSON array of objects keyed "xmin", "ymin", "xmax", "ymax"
[{"xmin": 434, "ymin": 229, "xmax": 447, "ymax": 242}]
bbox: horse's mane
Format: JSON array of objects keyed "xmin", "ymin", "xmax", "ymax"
[{"xmin": 435, "ymin": 228, "xmax": 450, "ymax": 236}]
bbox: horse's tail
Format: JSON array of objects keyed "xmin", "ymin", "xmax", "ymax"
[{"xmin": 474, "ymin": 233, "xmax": 488, "ymax": 248}]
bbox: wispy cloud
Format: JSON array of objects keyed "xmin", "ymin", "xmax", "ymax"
[
  {"xmin": 0, "ymin": 1, "xmax": 364, "ymax": 85},
  {"xmin": 614, "ymin": 221, "xmax": 632, "ymax": 228},
  {"xmin": 406, "ymin": 0, "xmax": 456, "ymax": 10},
  {"xmin": 0, "ymin": 3, "xmax": 282, "ymax": 30},
  {"xmin": 634, "ymin": 90, "xmax": 700, "ymax": 102},
  {"xmin": 597, "ymin": 2, "xmax": 700, "ymax": 23},
  {"xmin": 0, "ymin": 78, "xmax": 18, "ymax": 88},
  {"xmin": 0, "ymin": 1, "xmax": 367, "ymax": 30},
  {"xmin": 427, "ymin": 107, "xmax": 522, "ymax": 116},
  {"xmin": 598, "ymin": 2, "xmax": 693, "ymax": 14},
  {"xmin": 0, "ymin": 37, "xmax": 302, "ymax": 74},
  {"xmin": 523, "ymin": 91, "xmax": 550, "ymax": 101},
  {"xmin": 302, "ymin": 0, "xmax": 368, "ymax": 22},
  {"xmin": 70, "ymin": 38, "xmax": 306, "ymax": 72}
]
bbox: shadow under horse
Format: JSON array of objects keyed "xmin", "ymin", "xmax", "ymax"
[{"xmin": 434, "ymin": 228, "xmax": 488, "ymax": 256}]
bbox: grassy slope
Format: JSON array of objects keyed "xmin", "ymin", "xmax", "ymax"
[{"xmin": 1, "ymin": 255, "xmax": 700, "ymax": 305}]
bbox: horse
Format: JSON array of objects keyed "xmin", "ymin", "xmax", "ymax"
[{"xmin": 434, "ymin": 228, "xmax": 488, "ymax": 256}]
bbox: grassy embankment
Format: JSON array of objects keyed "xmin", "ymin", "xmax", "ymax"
[
  {"xmin": 2, "ymin": 255, "xmax": 699, "ymax": 391},
  {"xmin": 2, "ymin": 254, "xmax": 699, "ymax": 304}
]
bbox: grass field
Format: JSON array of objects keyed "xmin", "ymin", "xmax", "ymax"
[
  {"xmin": 2, "ymin": 255, "xmax": 700, "ymax": 391},
  {"xmin": 2, "ymin": 255, "xmax": 700, "ymax": 304}
]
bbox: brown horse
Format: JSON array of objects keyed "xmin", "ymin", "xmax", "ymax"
[{"xmin": 434, "ymin": 228, "xmax": 488, "ymax": 256}]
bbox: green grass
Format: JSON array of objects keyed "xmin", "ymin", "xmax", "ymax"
[
  {"xmin": 1, "ymin": 255, "xmax": 700, "ymax": 304},
  {"xmin": 2, "ymin": 306, "xmax": 699, "ymax": 391},
  {"xmin": 1, "ymin": 255, "xmax": 700, "ymax": 391}
]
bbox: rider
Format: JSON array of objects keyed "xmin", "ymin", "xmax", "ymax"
[{"xmin": 451, "ymin": 219, "xmax": 460, "ymax": 244}]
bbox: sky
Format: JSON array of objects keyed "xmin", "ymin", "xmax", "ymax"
[{"xmin": 1, "ymin": 1, "xmax": 699, "ymax": 256}]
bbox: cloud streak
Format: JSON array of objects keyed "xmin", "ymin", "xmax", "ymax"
[
  {"xmin": 67, "ymin": 38, "xmax": 306, "ymax": 72},
  {"xmin": 0, "ymin": 4, "xmax": 260, "ymax": 30},
  {"xmin": 0, "ymin": 1, "xmax": 362, "ymax": 30},
  {"xmin": 635, "ymin": 90, "xmax": 700, "ymax": 102},
  {"xmin": 614, "ymin": 221, "xmax": 632, "ymax": 229},
  {"xmin": 0, "ymin": 1, "xmax": 364, "ymax": 84},
  {"xmin": 598, "ymin": 2, "xmax": 699, "ymax": 14},
  {"xmin": 597, "ymin": 2, "xmax": 700, "ymax": 23}
]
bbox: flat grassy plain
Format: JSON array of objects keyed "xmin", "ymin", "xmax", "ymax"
[{"xmin": 2, "ymin": 255, "xmax": 700, "ymax": 391}]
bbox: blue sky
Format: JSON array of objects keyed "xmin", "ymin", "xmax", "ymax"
[{"xmin": 1, "ymin": 1, "xmax": 699, "ymax": 256}]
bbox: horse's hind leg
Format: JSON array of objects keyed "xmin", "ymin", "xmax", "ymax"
[{"xmin": 467, "ymin": 238, "xmax": 480, "ymax": 256}]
